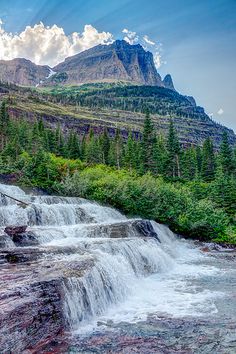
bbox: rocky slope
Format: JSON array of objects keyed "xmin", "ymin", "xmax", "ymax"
[
  {"xmin": 0, "ymin": 81, "xmax": 234, "ymax": 148},
  {"xmin": 52, "ymin": 40, "xmax": 163, "ymax": 86},
  {"xmin": 0, "ymin": 41, "xmax": 173, "ymax": 88},
  {"xmin": 0, "ymin": 58, "xmax": 51, "ymax": 86}
]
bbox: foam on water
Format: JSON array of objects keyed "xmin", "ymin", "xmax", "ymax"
[{"xmin": 0, "ymin": 183, "xmax": 224, "ymax": 335}]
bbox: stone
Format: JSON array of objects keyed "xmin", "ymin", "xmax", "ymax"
[
  {"xmin": 4, "ymin": 225, "xmax": 27, "ymax": 236},
  {"xmin": 133, "ymin": 220, "xmax": 161, "ymax": 242},
  {"xmin": 12, "ymin": 231, "xmax": 40, "ymax": 247},
  {"xmin": 52, "ymin": 40, "xmax": 163, "ymax": 86}
]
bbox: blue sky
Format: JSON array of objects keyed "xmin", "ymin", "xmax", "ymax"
[{"xmin": 0, "ymin": 0, "xmax": 235, "ymax": 131}]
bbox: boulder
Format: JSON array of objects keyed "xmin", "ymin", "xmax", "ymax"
[
  {"xmin": 12, "ymin": 231, "xmax": 40, "ymax": 247},
  {"xmin": 4, "ymin": 225, "xmax": 27, "ymax": 236},
  {"xmin": 133, "ymin": 220, "xmax": 161, "ymax": 242},
  {"xmin": 0, "ymin": 234, "xmax": 15, "ymax": 248}
]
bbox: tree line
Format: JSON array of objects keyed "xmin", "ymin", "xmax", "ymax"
[
  {"xmin": 0, "ymin": 101, "xmax": 235, "ymax": 183},
  {"xmin": 0, "ymin": 100, "xmax": 236, "ymax": 242}
]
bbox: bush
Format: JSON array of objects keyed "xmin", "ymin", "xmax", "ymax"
[{"xmin": 59, "ymin": 164, "xmax": 230, "ymax": 240}]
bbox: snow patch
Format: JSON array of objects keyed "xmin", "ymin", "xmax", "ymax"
[{"xmin": 46, "ymin": 68, "xmax": 57, "ymax": 79}]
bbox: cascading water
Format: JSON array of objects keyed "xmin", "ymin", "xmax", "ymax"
[{"xmin": 0, "ymin": 183, "xmax": 235, "ymax": 353}]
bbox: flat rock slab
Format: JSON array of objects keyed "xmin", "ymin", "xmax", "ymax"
[{"xmin": 4, "ymin": 225, "xmax": 27, "ymax": 236}]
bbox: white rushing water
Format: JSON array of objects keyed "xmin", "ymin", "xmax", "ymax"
[{"xmin": 0, "ymin": 183, "xmax": 223, "ymax": 335}]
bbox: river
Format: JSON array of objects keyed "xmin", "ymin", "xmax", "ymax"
[{"xmin": 0, "ymin": 183, "xmax": 235, "ymax": 353}]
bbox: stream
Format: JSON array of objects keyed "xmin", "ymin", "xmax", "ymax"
[{"xmin": 0, "ymin": 183, "xmax": 235, "ymax": 353}]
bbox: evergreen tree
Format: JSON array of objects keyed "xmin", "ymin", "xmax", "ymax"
[
  {"xmin": 100, "ymin": 128, "xmax": 110, "ymax": 164},
  {"xmin": 153, "ymin": 134, "xmax": 167, "ymax": 176},
  {"xmin": 212, "ymin": 167, "xmax": 236, "ymax": 216},
  {"xmin": 196, "ymin": 145, "xmax": 202, "ymax": 176},
  {"xmin": 85, "ymin": 129, "xmax": 103, "ymax": 163},
  {"xmin": 201, "ymin": 137, "xmax": 216, "ymax": 181},
  {"xmin": 219, "ymin": 131, "xmax": 233, "ymax": 176},
  {"xmin": 124, "ymin": 132, "xmax": 135, "ymax": 171},
  {"xmin": 113, "ymin": 129, "xmax": 123, "ymax": 169},
  {"xmin": 166, "ymin": 121, "xmax": 181, "ymax": 178},
  {"xmin": 0, "ymin": 101, "xmax": 9, "ymax": 149},
  {"xmin": 0, "ymin": 101, "xmax": 9, "ymax": 129},
  {"xmin": 141, "ymin": 111, "xmax": 156, "ymax": 173}
]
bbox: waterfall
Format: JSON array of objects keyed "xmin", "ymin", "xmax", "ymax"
[{"xmin": 0, "ymin": 182, "xmax": 220, "ymax": 339}]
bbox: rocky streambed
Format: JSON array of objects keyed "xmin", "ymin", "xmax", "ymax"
[{"xmin": 0, "ymin": 183, "xmax": 235, "ymax": 353}]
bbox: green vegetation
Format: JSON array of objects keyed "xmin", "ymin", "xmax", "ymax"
[
  {"xmin": 0, "ymin": 101, "xmax": 235, "ymax": 244},
  {"xmin": 38, "ymin": 82, "xmax": 208, "ymax": 119}
]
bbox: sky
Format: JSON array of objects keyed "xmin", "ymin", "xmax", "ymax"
[{"xmin": 0, "ymin": 0, "xmax": 235, "ymax": 131}]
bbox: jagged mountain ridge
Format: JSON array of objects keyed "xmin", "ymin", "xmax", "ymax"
[
  {"xmin": 52, "ymin": 40, "xmax": 164, "ymax": 86},
  {"xmin": 0, "ymin": 40, "xmax": 173, "ymax": 88},
  {"xmin": 0, "ymin": 58, "xmax": 51, "ymax": 86}
]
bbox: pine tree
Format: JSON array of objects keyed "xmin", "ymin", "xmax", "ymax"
[
  {"xmin": 0, "ymin": 101, "xmax": 9, "ymax": 129},
  {"xmin": 0, "ymin": 101, "xmax": 9, "ymax": 149},
  {"xmin": 181, "ymin": 146, "xmax": 197, "ymax": 180},
  {"xmin": 196, "ymin": 146, "xmax": 202, "ymax": 175},
  {"xmin": 201, "ymin": 137, "xmax": 216, "ymax": 181},
  {"xmin": 219, "ymin": 131, "xmax": 233, "ymax": 176},
  {"xmin": 114, "ymin": 129, "xmax": 123, "ymax": 169},
  {"xmin": 166, "ymin": 121, "xmax": 181, "ymax": 178},
  {"xmin": 100, "ymin": 128, "xmax": 110, "ymax": 164},
  {"xmin": 124, "ymin": 132, "xmax": 135, "ymax": 171},
  {"xmin": 212, "ymin": 166, "xmax": 236, "ymax": 216},
  {"xmin": 85, "ymin": 129, "xmax": 103, "ymax": 163},
  {"xmin": 152, "ymin": 134, "xmax": 167, "ymax": 176},
  {"xmin": 141, "ymin": 111, "xmax": 156, "ymax": 173}
]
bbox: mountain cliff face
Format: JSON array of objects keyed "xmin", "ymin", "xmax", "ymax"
[
  {"xmin": 163, "ymin": 74, "xmax": 175, "ymax": 90},
  {"xmin": 52, "ymin": 40, "xmax": 163, "ymax": 86},
  {"xmin": 0, "ymin": 41, "xmax": 172, "ymax": 88},
  {"xmin": 0, "ymin": 58, "xmax": 50, "ymax": 86}
]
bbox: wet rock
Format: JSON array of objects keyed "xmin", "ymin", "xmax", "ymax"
[
  {"xmin": 0, "ymin": 278, "xmax": 65, "ymax": 353},
  {"xmin": 0, "ymin": 233, "xmax": 15, "ymax": 248},
  {"xmin": 4, "ymin": 225, "xmax": 27, "ymax": 236},
  {"xmin": 108, "ymin": 223, "xmax": 132, "ymax": 239},
  {"xmin": 4, "ymin": 248, "xmax": 44, "ymax": 263},
  {"xmin": 133, "ymin": 220, "xmax": 161, "ymax": 242},
  {"xmin": 12, "ymin": 231, "xmax": 40, "ymax": 247}
]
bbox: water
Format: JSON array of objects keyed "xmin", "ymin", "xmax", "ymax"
[{"xmin": 0, "ymin": 183, "xmax": 235, "ymax": 353}]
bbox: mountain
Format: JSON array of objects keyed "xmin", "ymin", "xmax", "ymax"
[
  {"xmin": 0, "ymin": 41, "xmax": 172, "ymax": 88},
  {"xmin": 1, "ymin": 81, "xmax": 235, "ymax": 148},
  {"xmin": 163, "ymin": 74, "xmax": 175, "ymax": 90},
  {"xmin": 0, "ymin": 41, "xmax": 234, "ymax": 148},
  {"xmin": 51, "ymin": 40, "xmax": 163, "ymax": 86},
  {"xmin": 0, "ymin": 58, "xmax": 51, "ymax": 86}
]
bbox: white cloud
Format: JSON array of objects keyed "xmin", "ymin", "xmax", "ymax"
[
  {"xmin": 0, "ymin": 21, "xmax": 114, "ymax": 67},
  {"xmin": 122, "ymin": 28, "xmax": 139, "ymax": 45},
  {"xmin": 143, "ymin": 35, "xmax": 155, "ymax": 45},
  {"xmin": 217, "ymin": 108, "xmax": 224, "ymax": 115},
  {"xmin": 122, "ymin": 28, "xmax": 163, "ymax": 69},
  {"xmin": 0, "ymin": 20, "xmax": 164, "ymax": 70}
]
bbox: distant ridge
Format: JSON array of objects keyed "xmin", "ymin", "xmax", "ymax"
[{"xmin": 0, "ymin": 40, "xmax": 173, "ymax": 88}]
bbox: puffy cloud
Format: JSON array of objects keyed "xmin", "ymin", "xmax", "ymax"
[
  {"xmin": 153, "ymin": 52, "xmax": 162, "ymax": 68},
  {"xmin": 122, "ymin": 28, "xmax": 139, "ymax": 45},
  {"xmin": 143, "ymin": 35, "xmax": 155, "ymax": 45},
  {"xmin": 0, "ymin": 20, "xmax": 164, "ymax": 69},
  {"xmin": 217, "ymin": 108, "xmax": 224, "ymax": 115},
  {"xmin": 0, "ymin": 21, "xmax": 113, "ymax": 67},
  {"xmin": 122, "ymin": 28, "xmax": 163, "ymax": 69}
]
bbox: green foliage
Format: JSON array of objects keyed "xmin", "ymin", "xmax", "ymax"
[
  {"xmin": 40, "ymin": 83, "xmax": 209, "ymax": 120},
  {"xmin": 201, "ymin": 137, "xmax": 216, "ymax": 181},
  {"xmin": 0, "ymin": 101, "xmax": 235, "ymax": 243},
  {"xmin": 58, "ymin": 165, "xmax": 230, "ymax": 241},
  {"xmin": 219, "ymin": 131, "xmax": 234, "ymax": 176}
]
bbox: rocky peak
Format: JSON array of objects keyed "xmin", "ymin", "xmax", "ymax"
[
  {"xmin": 0, "ymin": 58, "xmax": 50, "ymax": 86},
  {"xmin": 163, "ymin": 74, "xmax": 175, "ymax": 90},
  {"xmin": 52, "ymin": 40, "xmax": 163, "ymax": 86}
]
